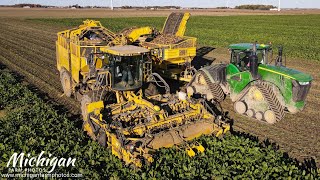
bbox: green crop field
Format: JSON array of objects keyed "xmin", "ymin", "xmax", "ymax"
[
  {"xmin": 0, "ymin": 69, "xmax": 319, "ymax": 179},
  {"xmin": 30, "ymin": 14, "xmax": 320, "ymax": 61}
]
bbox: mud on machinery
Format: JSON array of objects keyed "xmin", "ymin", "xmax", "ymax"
[{"xmin": 56, "ymin": 20, "xmax": 230, "ymax": 167}]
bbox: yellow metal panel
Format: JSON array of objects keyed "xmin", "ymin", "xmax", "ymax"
[
  {"xmin": 80, "ymin": 57, "xmax": 87, "ymax": 69},
  {"xmin": 56, "ymin": 41, "xmax": 61, "ymax": 71},
  {"xmin": 163, "ymin": 47, "xmax": 196, "ymax": 61},
  {"xmin": 71, "ymin": 54, "xmax": 80, "ymax": 83},
  {"xmin": 96, "ymin": 59, "xmax": 103, "ymax": 69},
  {"xmin": 163, "ymin": 49, "xmax": 180, "ymax": 60},
  {"xmin": 126, "ymin": 27, "xmax": 153, "ymax": 44},
  {"xmin": 187, "ymin": 47, "xmax": 196, "ymax": 56},
  {"xmin": 176, "ymin": 13, "xmax": 190, "ymax": 37},
  {"xmin": 87, "ymin": 101, "xmax": 104, "ymax": 114},
  {"xmin": 56, "ymin": 43, "xmax": 69, "ymax": 71}
]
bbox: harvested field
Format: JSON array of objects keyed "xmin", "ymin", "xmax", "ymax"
[
  {"xmin": 1, "ymin": 7, "xmax": 320, "ymax": 18},
  {"xmin": 0, "ymin": 10, "xmax": 319, "ymax": 169}
]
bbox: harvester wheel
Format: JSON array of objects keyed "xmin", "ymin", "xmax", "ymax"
[
  {"xmin": 246, "ymin": 109, "xmax": 255, "ymax": 118},
  {"xmin": 81, "ymin": 94, "xmax": 97, "ymax": 140},
  {"xmin": 97, "ymin": 128, "xmax": 107, "ymax": 147},
  {"xmin": 264, "ymin": 110, "xmax": 276, "ymax": 124},
  {"xmin": 60, "ymin": 69, "xmax": 72, "ymax": 97},
  {"xmin": 234, "ymin": 101, "xmax": 247, "ymax": 114},
  {"xmin": 81, "ymin": 94, "xmax": 92, "ymax": 120},
  {"xmin": 255, "ymin": 111, "xmax": 264, "ymax": 121},
  {"xmin": 145, "ymin": 83, "xmax": 159, "ymax": 97}
]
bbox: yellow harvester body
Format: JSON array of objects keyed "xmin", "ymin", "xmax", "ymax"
[
  {"xmin": 140, "ymin": 12, "xmax": 197, "ymax": 82},
  {"xmin": 56, "ymin": 19, "xmax": 230, "ymax": 167}
]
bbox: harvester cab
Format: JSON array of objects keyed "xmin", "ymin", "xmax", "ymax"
[
  {"xmin": 102, "ymin": 45, "xmax": 149, "ymax": 91},
  {"xmin": 187, "ymin": 43, "xmax": 312, "ymax": 124}
]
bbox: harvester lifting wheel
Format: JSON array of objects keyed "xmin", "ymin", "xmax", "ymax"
[
  {"xmin": 60, "ymin": 69, "xmax": 72, "ymax": 97},
  {"xmin": 81, "ymin": 94, "xmax": 92, "ymax": 120},
  {"xmin": 81, "ymin": 94, "xmax": 96, "ymax": 140},
  {"xmin": 97, "ymin": 128, "xmax": 107, "ymax": 147}
]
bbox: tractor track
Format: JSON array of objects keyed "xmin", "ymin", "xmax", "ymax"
[
  {"xmin": 0, "ymin": 38, "xmax": 57, "ymax": 77},
  {"xmin": 200, "ymin": 70, "xmax": 225, "ymax": 102},
  {"xmin": 229, "ymin": 110, "xmax": 320, "ymax": 162},
  {"xmin": 0, "ymin": 54, "xmax": 80, "ymax": 114},
  {"xmin": 0, "ymin": 37, "xmax": 56, "ymax": 67},
  {"xmin": 0, "ymin": 26, "xmax": 56, "ymax": 51},
  {"xmin": 0, "ymin": 18, "xmax": 319, "ymax": 166},
  {"xmin": 0, "ymin": 45, "xmax": 62, "ymax": 94},
  {"xmin": 256, "ymin": 81, "xmax": 285, "ymax": 122}
]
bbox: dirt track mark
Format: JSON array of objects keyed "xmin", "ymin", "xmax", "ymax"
[{"xmin": 0, "ymin": 54, "xmax": 80, "ymax": 114}]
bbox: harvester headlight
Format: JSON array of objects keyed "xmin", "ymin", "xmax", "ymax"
[
  {"xmin": 298, "ymin": 81, "xmax": 310, "ymax": 85},
  {"xmin": 292, "ymin": 80, "xmax": 311, "ymax": 102},
  {"xmin": 153, "ymin": 105, "xmax": 161, "ymax": 112},
  {"xmin": 126, "ymin": 144, "xmax": 135, "ymax": 152}
]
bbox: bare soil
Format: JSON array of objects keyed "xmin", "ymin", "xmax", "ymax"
[
  {"xmin": 0, "ymin": 109, "xmax": 6, "ymax": 118},
  {"xmin": 1, "ymin": 7, "xmax": 320, "ymax": 18},
  {"xmin": 0, "ymin": 14, "xmax": 319, "ymax": 167}
]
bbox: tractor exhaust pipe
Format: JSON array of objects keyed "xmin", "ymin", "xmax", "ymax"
[
  {"xmin": 275, "ymin": 46, "xmax": 283, "ymax": 67},
  {"xmin": 250, "ymin": 42, "xmax": 259, "ymax": 79}
]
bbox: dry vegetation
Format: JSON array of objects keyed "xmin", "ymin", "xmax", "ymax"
[{"xmin": 1, "ymin": 7, "xmax": 320, "ymax": 18}]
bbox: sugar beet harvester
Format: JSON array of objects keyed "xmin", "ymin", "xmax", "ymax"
[{"xmin": 56, "ymin": 20, "xmax": 230, "ymax": 167}]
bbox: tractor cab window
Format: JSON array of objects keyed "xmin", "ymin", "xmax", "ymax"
[
  {"xmin": 231, "ymin": 50, "xmax": 267, "ymax": 71},
  {"xmin": 239, "ymin": 51, "xmax": 251, "ymax": 71},
  {"xmin": 230, "ymin": 50, "xmax": 237, "ymax": 65},
  {"xmin": 110, "ymin": 55, "xmax": 144, "ymax": 91},
  {"xmin": 231, "ymin": 50, "xmax": 251, "ymax": 71}
]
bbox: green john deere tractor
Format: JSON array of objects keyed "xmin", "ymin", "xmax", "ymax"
[{"xmin": 187, "ymin": 43, "xmax": 312, "ymax": 124}]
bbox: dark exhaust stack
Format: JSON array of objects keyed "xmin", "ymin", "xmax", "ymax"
[
  {"xmin": 275, "ymin": 46, "xmax": 283, "ymax": 67},
  {"xmin": 250, "ymin": 42, "xmax": 259, "ymax": 79}
]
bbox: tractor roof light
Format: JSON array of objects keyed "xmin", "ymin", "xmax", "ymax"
[{"xmin": 298, "ymin": 81, "xmax": 310, "ymax": 85}]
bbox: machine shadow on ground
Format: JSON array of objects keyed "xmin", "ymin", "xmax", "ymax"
[{"xmin": 192, "ymin": 46, "xmax": 217, "ymax": 69}]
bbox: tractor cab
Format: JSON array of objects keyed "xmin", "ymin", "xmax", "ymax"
[
  {"xmin": 229, "ymin": 43, "xmax": 272, "ymax": 71},
  {"xmin": 103, "ymin": 45, "xmax": 150, "ymax": 91}
]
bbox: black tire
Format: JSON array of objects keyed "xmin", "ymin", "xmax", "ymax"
[
  {"xmin": 145, "ymin": 83, "xmax": 159, "ymax": 97},
  {"xmin": 81, "ymin": 93, "xmax": 98, "ymax": 140},
  {"xmin": 60, "ymin": 69, "xmax": 72, "ymax": 97}
]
